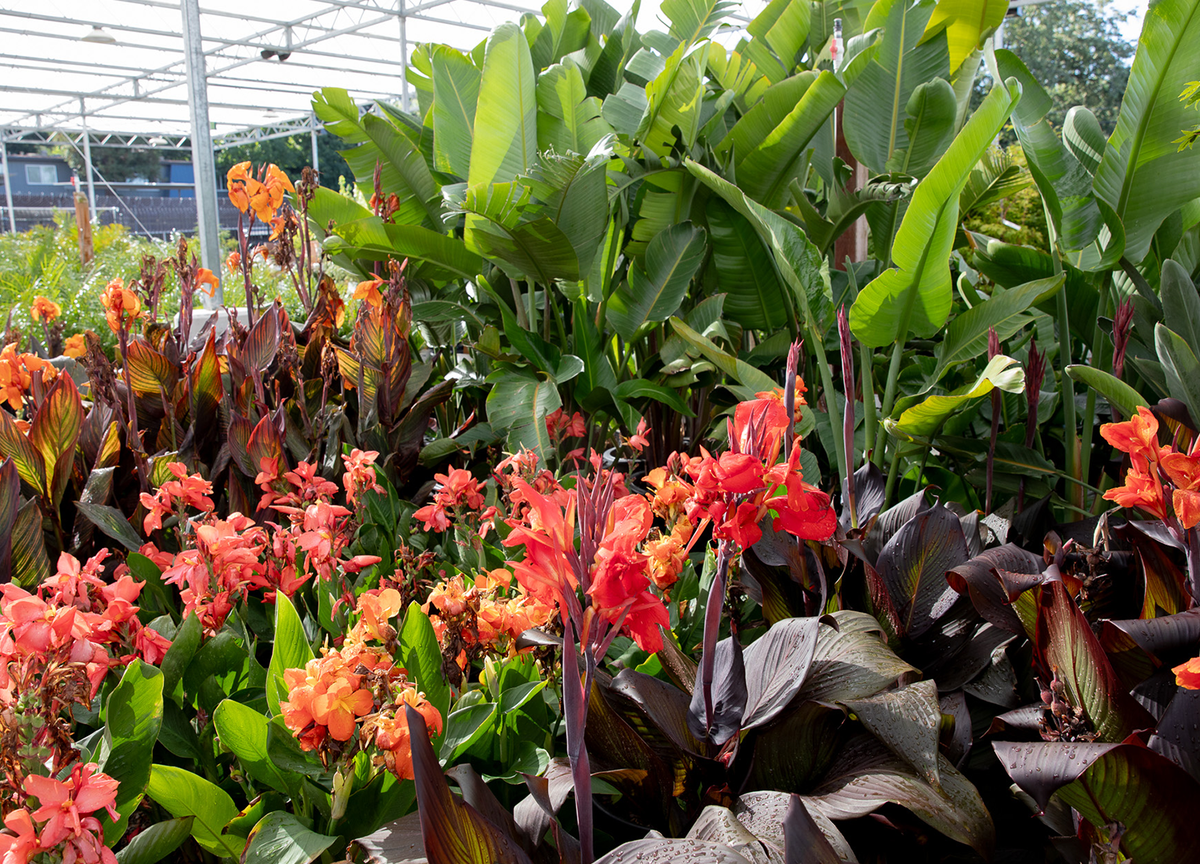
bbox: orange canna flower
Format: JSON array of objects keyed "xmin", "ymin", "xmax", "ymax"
[
  {"xmin": 63, "ymin": 333, "xmax": 86, "ymax": 359},
  {"xmin": 1100, "ymin": 406, "xmax": 1166, "ymax": 464},
  {"xmin": 353, "ymin": 278, "xmax": 384, "ymax": 309},
  {"xmin": 1102, "ymin": 461, "xmax": 1168, "ymax": 521},
  {"xmin": 99, "ymin": 278, "xmax": 141, "ymax": 333},
  {"xmin": 312, "ymin": 676, "xmax": 375, "ymax": 740},
  {"xmin": 31, "ymin": 296, "xmax": 62, "ymax": 323},
  {"xmin": 196, "ymin": 268, "xmax": 219, "ymax": 298},
  {"xmin": 225, "ymin": 250, "xmax": 242, "ymax": 273},
  {"xmin": 1174, "ymin": 656, "xmax": 1200, "ymax": 689}
]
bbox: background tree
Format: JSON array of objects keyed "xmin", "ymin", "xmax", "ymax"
[
  {"xmin": 60, "ymin": 145, "xmax": 164, "ymax": 184},
  {"xmin": 214, "ymin": 130, "xmax": 352, "ymax": 190},
  {"xmin": 999, "ymin": 0, "xmax": 1135, "ymax": 133}
]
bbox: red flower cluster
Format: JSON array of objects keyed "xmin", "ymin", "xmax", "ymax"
[
  {"xmin": 424, "ymin": 571, "xmax": 555, "ymax": 669},
  {"xmin": 680, "ymin": 389, "xmax": 835, "ymax": 549},
  {"xmin": 1102, "ymin": 406, "xmax": 1200, "ymax": 528},
  {"xmin": 503, "ymin": 477, "xmax": 670, "ymax": 652},
  {"xmin": 2, "ymin": 551, "xmax": 171, "ymax": 705},
  {"xmin": 139, "ymin": 461, "xmax": 216, "ymax": 534},
  {"xmin": 342, "ymin": 448, "xmax": 384, "ymax": 508},
  {"xmin": 280, "ymin": 589, "xmax": 442, "ymax": 778},
  {"xmin": 0, "ymin": 342, "xmax": 57, "ymax": 412},
  {"xmin": 413, "ymin": 468, "xmax": 487, "ymax": 533},
  {"xmin": 0, "ymin": 763, "xmax": 120, "ymax": 864},
  {"xmin": 546, "ymin": 408, "xmax": 586, "ymax": 441}
]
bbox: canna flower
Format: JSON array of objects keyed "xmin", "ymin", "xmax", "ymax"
[
  {"xmin": 1100, "ymin": 406, "xmax": 1166, "ymax": 465},
  {"xmin": 312, "ymin": 677, "xmax": 375, "ymax": 741},
  {"xmin": 353, "ymin": 588, "xmax": 404, "ymax": 644},
  {"xmin": 342, "ymin": 448, "xmax": 383, "ymax": 507},
  {"xmin": 99, "ymin": 278, "xmax": 141, "ymax": 334},
  {"xmin": 628, "ymin": 417, "xmax": 650, "ymax": 452},
  {"xmin": 0, "ymin": 342, "xmax": 56, "ymax": 410},
  {"xmin": 352, "ymin": 279, "xmax": 384, "ymax": 309},
  {"xmin": 1162, "ymin": 450, "xmax": 1200, "ymax": 529},
  {"xmin": 1175, "ymin": 656, "xmax": 1200, "ymax": 689},
  {"xmin": 31, "ymin": 296, "xmax": 61, "ymax": 323},
  {"xmin": 225, "ymin": 250, "xmax": 242, "ymax": 273},
  {"xmin": 196, "ymin": 268, "xmax": 219, "ymax": 298},
  {"xmin": 371, "ymin": 691, "xmax": 443, "ymax": 779},
  {"xmin": 0, "ymin": 809, "xmax": 39, "ymax": 864},
  {"xmin": 24, "ymin": 763, "xmax": 119, "ymax": 847},
  {"xmin": 63, "ymin": 333, "xmax": 87, "ymax": 359}
]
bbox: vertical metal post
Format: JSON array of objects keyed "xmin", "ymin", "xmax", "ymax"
[
  {"xmin": 181, "ymin": 0, "xmax": 222, "ymax": 305},
  {"xmin": 80, "ymin": 100, "xmax": 96, "ymax": 214},
  {"xmin": 310, "ymin": 114, "xmax": 320, "ymax": 173},
  {"xmin": 398, "ymin": 0, "xmax": 410, "ymax": 113},
  {"xmin": 0, "ymin": 135, "xmax": 15, "ymax": 233}
]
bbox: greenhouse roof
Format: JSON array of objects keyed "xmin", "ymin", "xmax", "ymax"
[{"xmin": 0, "ymin": 0, "xmax": 766, "ymax": 148}]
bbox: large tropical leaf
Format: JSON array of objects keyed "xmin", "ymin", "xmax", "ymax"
[
  {"xmin": 736, "ymin": 69, "xmax": 845, "ymax": 207},
  {"xmin": 468, "ymin": 22, "xmax": 538, "ymax": 188},
  {"xmin": 313, "ymin": 88, "xmax": 442, "ymax": 227},
  {"xmin": 1032, "ymin": 578, "xmax": 1155, "ymax": 742},
  {"xmin": 805, "ymin": 735, "xmax": 993, "ymax": 857},
  {"xmin": 29, "ymin": 372, "xmax": 83, "ymax": 505},
  {"xmin": 994, "ymin": 740, "xmax": 1200, "ymax": 864},
  {"xmin": 430, "ymin": 46, "xmax": 480, "ymax": 178},
  {"xmin": 1093, "ymin": 0, "xmax": 1200, "ymax": 263},
  {"xmin": 525, "ymin": 145, "xmax": 611, "ymax": 274},
  {"xmin": 884, "ymin": 78, "xmax": 957, "ymax": 178},
  {"xmin": 887, "ymin": 354, "xmax": 1025, "ymax": 439},
  {"xmin": 536, "ymin": 62, "xmax": 614, "ymax": 155},
  {"xmin": 608, "ymin": 223, "xmax": 707, "ymax": 341},
  {"xmin": 636, "ymin": 42, "xmax": 708, "ymax": 157},
  {"xmin": 485, "ymin": 367, "xmax": 562, "ymax": 465},
  {"xmin": 705, "ymin": 201, "xmax": 787, "ymax": 331},
  {"xmin": 848, "ymin": 78, "xmax": 1020, "ymax": 347},
  {"xmin": 797, "ymin": 610, "xmax": 917, "ymax": 704},
  {"xmin": 329, "ymin": 216, "xmax": 483, "ymax": 280},
  {"xmin": 869, "ymin": 504, "xmax": 968, "ymax": 638},
  {"xmin": 843, "ymin": 0, "xmax": 950, "ymax": 174},
  {"xmin": 931, "ymin": 275, "xmax": 1062, "ymax": 382},
  {"xmin": 461, "ymin": 183, "xmax": 580, "ymax": 284},
  {"xmin": 921, "ymin": 0, "xmax": 1007, "ymax": 73},
  {"xmin": 843, "ymin": 679, "xmax": 942, "ymax": 788}
]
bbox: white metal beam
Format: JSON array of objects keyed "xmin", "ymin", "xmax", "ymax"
[{"xmin": 181, "ymin": 0, "xmax": 221, "ymax": 295}]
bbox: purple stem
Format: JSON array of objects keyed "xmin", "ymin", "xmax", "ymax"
[
  {"xmin": 838, "ymin": 307, "xmax": 857, "ymax": 527},
  {"xmin": 699, "ymin": 541, "xmax": 732, "ymax": 740},
  {"xmin": 562, "ymin": 625, "xmax": 594, "ymax": 864}
]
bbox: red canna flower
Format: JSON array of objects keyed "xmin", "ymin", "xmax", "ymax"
[{"xmin": 1174, "ymin": 656, "xmax": 1200, "ymax": 689}]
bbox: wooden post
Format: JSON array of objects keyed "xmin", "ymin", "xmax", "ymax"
[{"xmin": 74, "ymin": 191, "xmax": 94, "ymax": 267}]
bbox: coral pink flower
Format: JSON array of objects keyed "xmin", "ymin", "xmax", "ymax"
[{"xmin": 25, "ymin": 763, "xmax": 119, "ymax": 847}]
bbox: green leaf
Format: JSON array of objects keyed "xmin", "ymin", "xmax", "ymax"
[
  {"xmin": 267, "ymin": 593, "xmax": 314, "ymax": 716},
  {"xmin": 29, "ymin": 372, "xmax": 83, "ymax": 506},
  {"xmin": 887, "ymin": 354, "xmax": 1024, "ymax": 439},
  {"xmin": 160, "ymin": 612, "xmax": 202, "ymax": 702},
  {"xmin": 886, "ymin": 78, "xmax": 957, "ymax": 178},
  {"xmin": 468, "ymin": 22, "xmax": 537, "ymax": 188},
  {"xmin": 313, "ymin": 88, "xmax": 441, "ymax": 226},
  {"xmin": 932, "ymin": 275, "xmax": 1062, "ymax": 382},
  {"xmin": 1160, "ymin": 258, "xmax": 1200, "ymax": 357},
  {"xmin": 1064, "ymin": 366, "xmax": 1151, "ymax": 420},
  {"xmin": 146, "ymin": 765, "xmax": 242, "ymax": 859},
  {"xmin": 461, "ymin": 182, "xmax": 580, "ymax": 284},
  {"xmin": 706, "ymin": 200, "xmax": 787, "ymax": 331},
  {"xmin": 667, "ymin": 318, "xmax": 778, "ymax": 393},
  {"xmin": 440, "ymin": 703, "xmax": 499, "ymax": 763},
  {"xmin": 1156, "ymin": 322, "xmax": 1200, "ymax": 428},
  {"xmin": 922, "ymin": 0, "xmax": 1007, "ymax": 73},
  {"xmin": 736, "ymin": 69, "xmax": 845, "ymax": 206},
  {"xmin": 636, "ymin": 43, "xmax": 708, "ymax": 156},
  {"xmin": 98, "ymin": 660, "xmax": 164, "ymax": 843},
  {"xmin": 612, "ymin": 379, "xmax": 695, "ymax": 417},
  {"xmin": 399, "ymin": 602, "xmax": 451, "ymax": 731},
  {"xmin": 76, "ymin": 501, "xmax": 144, "ymax": 553},
  {"xmin": 850, "ymin": 78, "xmax": 1020, "ymax": 348},
  {"xmin": 11, "ymin": 498, "xmax": 50, "ymax": 588},
  {"xmin": 242, "ymin": 811, "xmax": 338, "ymax": 864},
  {"xmin": 1093, "ymin": 0, "xmax": 1200, "ymax": 263},
  {"xmin": 430, "ymin": 46, "xmax": 481, "ymax": 178},
  {"xmin": 608, "ymin": 223, "xmax": 707, "ymax": 341},
  {"xmin": 115, "ymin": 817, "xmax": 194, "ymax": 864},
  {"xmin": 0, "ymin": 409, "xmax": 45, "ymax": 494},
  {"xmin": 525, "ymin": 147, "xmax": 612, "ymax": 275},
  {"xmin": 844, "ymin": 0, "xmax": 950, "ymax": 174},
  {"xmin": 329, "ymin": 217, "xmax": 483, "ymax": 280},
  {"xmin": 213, "ymin": 700, "xmax": 295, "ymax": 796},
  {"xmin": 537, "ymin": 62, "xmax": 613, "ymax": 155},
  {"xmin": 485, "ymin": 367, "xmax": 562, "ymax": 464}
]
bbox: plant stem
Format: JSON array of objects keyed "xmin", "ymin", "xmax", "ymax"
[
  {"xmin": 697, "ymin": 542, "xmax": 732, "ymax": 740},
  {"xmin": 562, "ymin": 628, "xmax": 594, "ymax": 864},
  {"xmin": 860, "ymin": 340, "xmax": 877, "ymax": 460}
]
